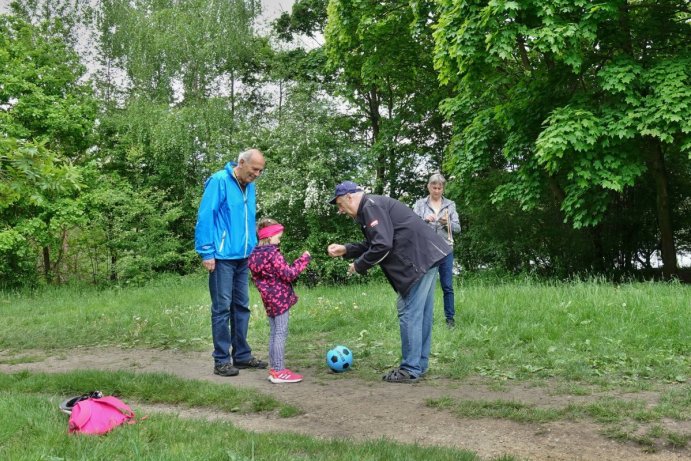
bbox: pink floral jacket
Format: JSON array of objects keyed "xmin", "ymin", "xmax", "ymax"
[{"xmin": 248, "ymin": 244, "xmax": 311, "ymax": 317}]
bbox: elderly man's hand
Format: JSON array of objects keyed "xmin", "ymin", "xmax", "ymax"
[
  {"xmin": 202, "ymin": 258, "xmax": 216, "ymax": 272},
  {"xmin": 327, "ymin": 244, "xmax": 346, "ymax": 257}
]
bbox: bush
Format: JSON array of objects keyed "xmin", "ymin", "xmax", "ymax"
[{"xmin": 0, "ymin": 228, "xmax": 37, "ymax": 289}]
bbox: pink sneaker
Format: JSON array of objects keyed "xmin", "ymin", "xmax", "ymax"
[{"xmin": 268, "ymin": 368, "xmax": 303, "ymax": 383}]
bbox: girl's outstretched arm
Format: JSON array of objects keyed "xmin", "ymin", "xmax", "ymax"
[{"xmin": 271, "ymin": 250, "xmax": 311, "ymax": 283}]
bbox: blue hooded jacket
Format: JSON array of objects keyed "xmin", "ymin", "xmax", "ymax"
[{"xmin": 195, "ymin": 162, "xmax": 258, "ymax": 261}]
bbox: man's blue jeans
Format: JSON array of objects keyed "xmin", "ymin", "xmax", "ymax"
[
  {"xmin": 209, "ymin": 259, "xmax": 253, "ymax": 365},
  {"xmin": 438, "ymin": 251, "xmax": 455, "ymax": 320},
  {"xmin": 396, "ymin": 266, "xmax": 438, "ymax": 377}
]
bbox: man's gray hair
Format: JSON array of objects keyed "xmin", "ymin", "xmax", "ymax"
[
  {"xmin": 238, "ymin": 149, "xmax": 255, "ymax": 163},
  {"xmin": 428, "ymin": 173, "xmax": 446, "ymax": 186}
]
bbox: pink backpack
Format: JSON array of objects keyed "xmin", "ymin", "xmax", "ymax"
[{"xmin": 68, "ymin": 396, "xmax": 135, "ymax": 435}]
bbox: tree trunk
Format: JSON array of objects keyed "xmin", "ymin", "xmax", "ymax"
[
  {"xmin": 516, "ymin": 35, "xmax": 531, "ymax": 70},
  {"xmin": 278, "ymin": 79, "xmax": 283, "ymax": 126},
  {"xmin": 110, "ymin": 253, "xmax": 118, "ymax": 282},
  {"xmin": 42, "ymin": 246, "xmax": 52, "ymax": 284},
  {"xmin": 230, "ymin": 70, "xmax": 235, "ymax": 127},
  {"xmin": 646, "ymin": 138, "xmax": 678, "ymax": 278},
  {"xmin": 618, "ymin": 3, "xmax": 634, "ymax": 56},
  {"xmin": 588, "ymin": 226, "xmax": 606, "ymax": 274},
  {"xmin": 547, "ymin": 175, "xmax": 566, "ymax": 203},
  {"xmin": 54, "ymin": 228, "xmax": 69, "ymax": 284},
  {"xmin": 365, "ymin": 86, "xmax": 384, "ymax": 194}
]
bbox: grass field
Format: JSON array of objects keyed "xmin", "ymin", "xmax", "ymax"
[
  {"xmin": 2, "ymin": 274, "xmax": 688, "ymax": 385},
  {"xmin": 1, "ymin": 274, "xmax": 689, "ymax": 459},
  {"xmin": 0, "ymin": 390, "xmax": 483, "ymax": 461}
]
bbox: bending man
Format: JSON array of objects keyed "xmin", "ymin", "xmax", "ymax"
[{"xmin": 327, "ymin": 181, "xmax": 450, "ymax": 383}]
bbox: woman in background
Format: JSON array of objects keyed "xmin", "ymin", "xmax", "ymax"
[{"xmin": 413, "ymin": 173, "xmax": 461, "ymax": 327}]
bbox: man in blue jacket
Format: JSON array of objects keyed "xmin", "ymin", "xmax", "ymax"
[
  {"xmin": 327, "ymin": 181, "xmax": 450, "ymax": 383},
  {"xmin": 195, "ymin": 148, "xmax": 268, "ymax": 376}
]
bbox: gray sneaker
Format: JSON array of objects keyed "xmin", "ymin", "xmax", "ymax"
[{"xmin": 214, "ymin": 362, "xmax": 239, "ymax": 376}]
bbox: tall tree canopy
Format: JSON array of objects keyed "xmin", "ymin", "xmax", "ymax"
[
  {"xmin": 433, "ymin": 0, "xmax": 691, "ymax": 276},
  {"xmin": 95, "ymin": 0, "xmax": 262, "ymax": 103},
  {"xmin": 2, "ymin": 1, "xmax": 689, "ymax": 287},
  {"xmin": 325, "ymin": 0, "xmax": 451, "ymax": 197},
  {"xmin": 92, "ymin": 0, "xmax": 268, "ymax": 242}
]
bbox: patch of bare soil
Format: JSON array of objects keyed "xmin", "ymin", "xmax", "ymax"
[{"xmin": 1, "ymin": 347, "xmax": 688, "ymax": 461}]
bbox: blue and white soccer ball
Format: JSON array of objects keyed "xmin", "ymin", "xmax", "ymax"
[{"xmin": 326, "ymin": 345, "xmax": 353, "ymax": 372}]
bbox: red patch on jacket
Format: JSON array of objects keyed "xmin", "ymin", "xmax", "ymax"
[{"xmin": 369, "ymin": 219, "xmax": 379, "ymax": 227}]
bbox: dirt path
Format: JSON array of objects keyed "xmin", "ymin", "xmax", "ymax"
[{"xmin": 1, "ymin": 347, "xmax": 688, "ymax": 461}]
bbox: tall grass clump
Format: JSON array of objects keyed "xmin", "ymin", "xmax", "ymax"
[{"xmin": 434, "ymin": 278, "xmax": 690, "ymax": 385}]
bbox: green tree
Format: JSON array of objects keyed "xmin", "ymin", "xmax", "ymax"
[
  {"xmin": 273, "ymin": 0, "xmax": 327, "ymax": 43},
  {"xmin": 94, "ymin": 0, "xmax": 261, "ymax": 105},
  {"xmin": 325, "ymin": 0, "xmax": 451, "ymax": 197},
  {"xmin": 77, "ymin": 172, "xmax": 193, "ymax": 284},
  {"xmin": 256, "ymin": 82, "xmax": 366, "ymax": 282},
  {"xmin": 9, "ymin": 0, "xmax": 92, "ymax": 49},
  {"xmin": 434, "ymin": 0, "xmax": 690, "ymax": 277},
  {"xmin": 0, "ymin": 15, "xmax": 95, "ymax": 286},
  {"xmin": 91, "ymin": 0, "xmax": 269, "ymax": 244}
]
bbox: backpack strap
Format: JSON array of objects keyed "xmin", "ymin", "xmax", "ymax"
[{"xmin": 97, "ymin": 396, "xmax": 135, "ymax": 418}]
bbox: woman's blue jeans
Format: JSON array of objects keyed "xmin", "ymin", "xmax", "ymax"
[
  {"xmin": 396, "ymin": 266, "xmax": 438, "ymax": 377},
  {"xmin": 438, "ymin": 251, "xmax": 455, "ymax": 320},
  {"xmin": 208, "ymin": 259, "xmax": 253, "ymax": 365}
]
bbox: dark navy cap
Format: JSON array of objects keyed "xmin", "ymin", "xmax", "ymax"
[{"xmin": 329, "ymin": 181, "xmax": 363, "ymax": 204}]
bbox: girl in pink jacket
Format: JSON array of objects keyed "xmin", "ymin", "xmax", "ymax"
[{"xmin": 249, "ymin": 218, "xmax": 311, "ymax": 383}]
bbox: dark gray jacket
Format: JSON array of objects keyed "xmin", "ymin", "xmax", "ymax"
[{"xmin": 345, "ymin": 194, "xmax": 451, "ymax": 296}]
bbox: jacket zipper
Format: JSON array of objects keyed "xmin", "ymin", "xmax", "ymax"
[
  {"xmin": 430, "ymin": 242, "xmax": 447, "ymax": 256},
  {"xmin": 373, "ymin": 251, "xmax": 391, "ymax": 265},
  {"xmin": 231, "ymin": 168, "xmax": 250, "ymax": 258},
  {"xmin": 243, "ymin": 194, "xmax": 248, "ymax": 256},
  {"xmin": 219, "ymin": 230, "xmax": 226, "ymax": 253}
]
